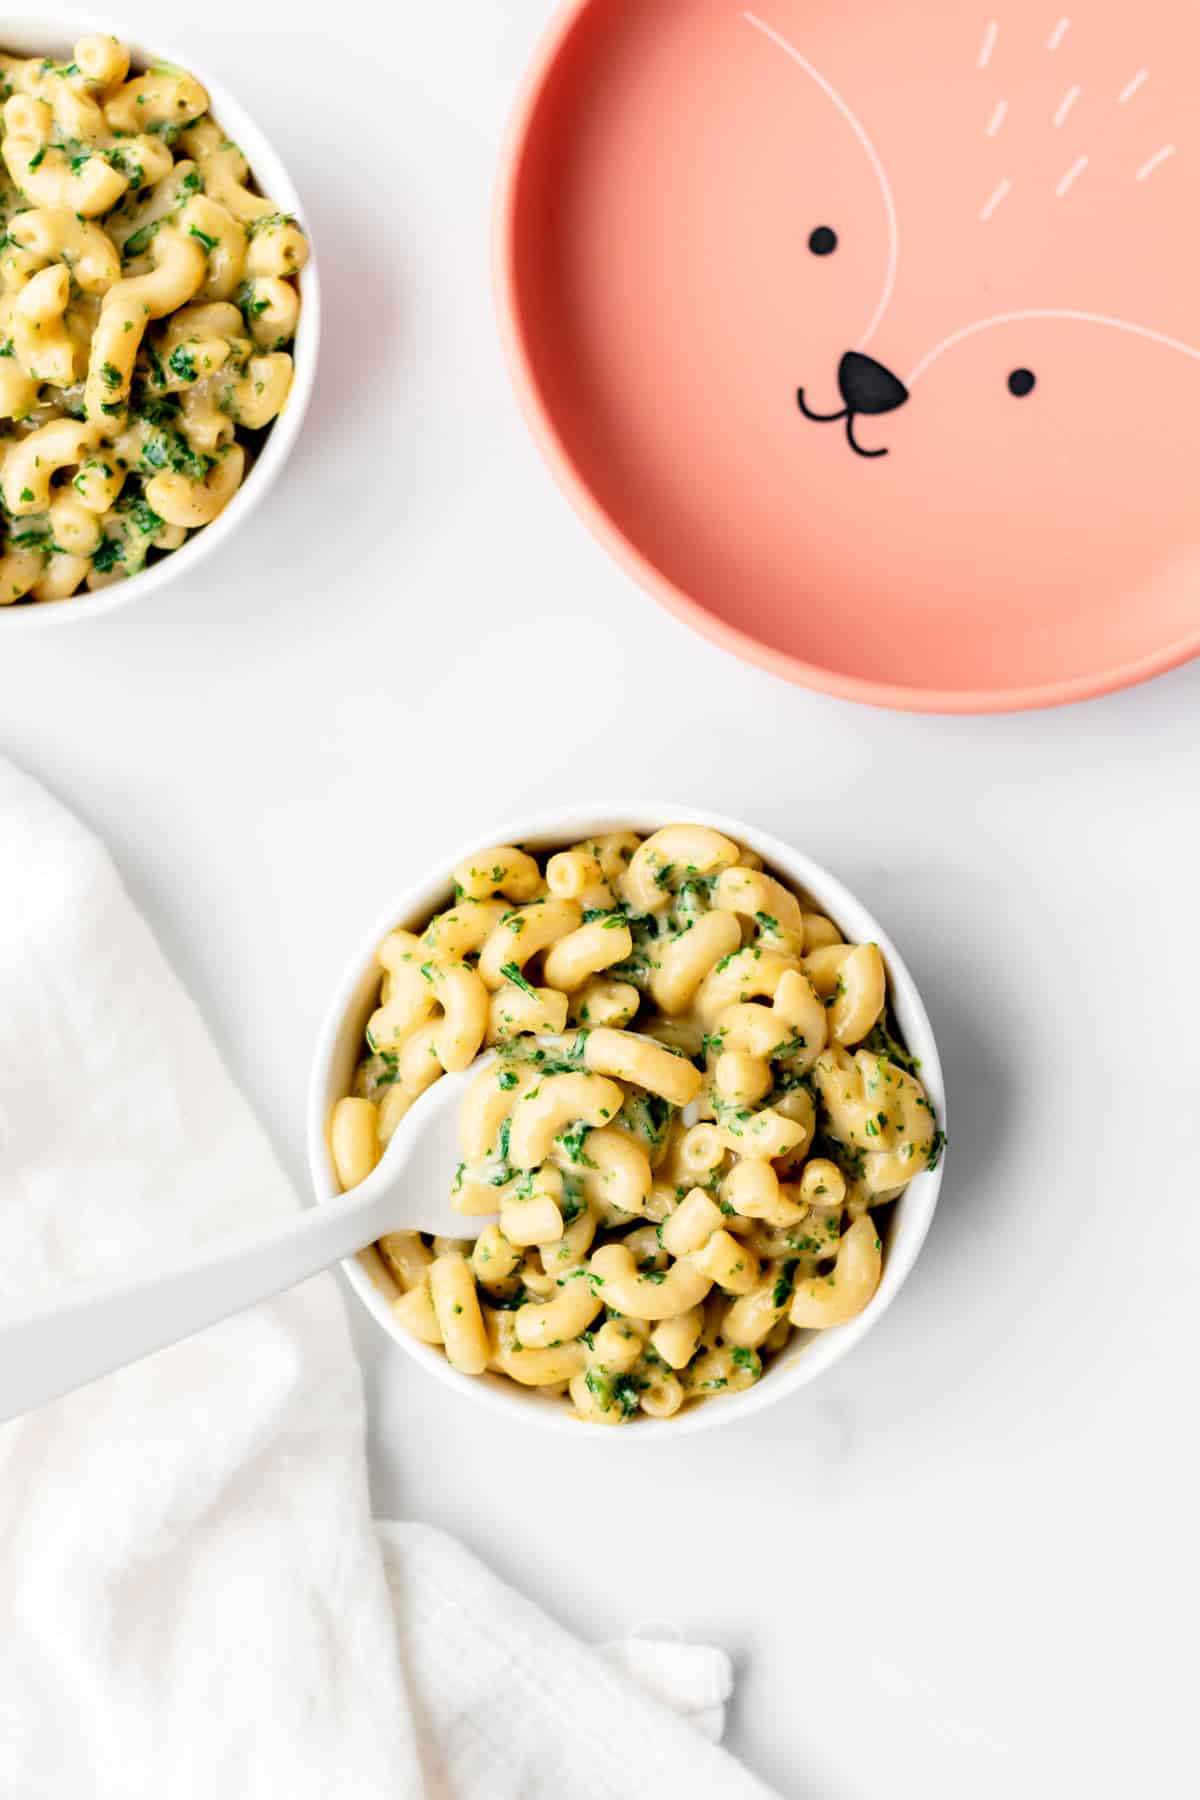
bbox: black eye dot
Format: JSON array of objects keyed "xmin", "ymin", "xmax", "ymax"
[
  {"xmin": 808, "ymin": 225, "xmax": 838, "ymax": 256},
  {"xmin": 1008, "ymin": 368, "xmax": 1036, "ymax": 397}
]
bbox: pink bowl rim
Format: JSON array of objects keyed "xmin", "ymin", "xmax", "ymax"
[{"xmin": 491, "ymin": 0, "xmax": 1199, "ymax": 715}]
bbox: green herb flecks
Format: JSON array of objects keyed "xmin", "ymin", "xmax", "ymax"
[
  {"xmin": 90, "ymin": 535, "xmax": 125, "ymax": 575},
  {"xmin": 167, "ymin": 344, "xmax": 196, "ymax": 383},
  {"xmin": 499, "ymin": 961, "xmax": 537, "ymax": 1001}
]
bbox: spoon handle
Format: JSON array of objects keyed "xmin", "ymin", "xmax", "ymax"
[{"xmin": 0, "ymin": 1174, "xmax": 393, "ymax": 1425}]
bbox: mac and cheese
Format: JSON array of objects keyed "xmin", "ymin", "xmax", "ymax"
[
  {"xmin": 0, "ymin": 34, "xmax": 306, "ymax": 604},
  {"xmin": 331, "ymin": 827, "xmax": 944, "ymax": 1424}
]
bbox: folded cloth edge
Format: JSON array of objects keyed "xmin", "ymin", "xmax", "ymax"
[
  {"xmin": 0, "ymin": 754, "xmax": 781, "ymax": 1800},
  {"xmin": 377, "ymin": 1520, "xmax": 780, "ymax": 1800}
]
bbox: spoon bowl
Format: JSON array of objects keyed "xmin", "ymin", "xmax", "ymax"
[{"xmin": 357, "ymin": 1061, "xmax": 494, "ymax": 1242}]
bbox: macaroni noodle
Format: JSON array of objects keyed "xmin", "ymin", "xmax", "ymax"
[
  {"xmin": 331, "ymin": 827, "xmax": 944, "ymax": 1424},
  {"xmin": 0, "ymin": 34, "xmax": 306, "ymax": 605}
]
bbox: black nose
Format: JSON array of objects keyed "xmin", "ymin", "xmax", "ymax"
[{"xmin": 837, "ymin": 351, "xmax": 909, "ymax": 416}]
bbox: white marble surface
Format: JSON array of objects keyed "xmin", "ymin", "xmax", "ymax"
[{"xmin": 3, "ymin": 4, "xmax": 1198, "ymax": 1795}]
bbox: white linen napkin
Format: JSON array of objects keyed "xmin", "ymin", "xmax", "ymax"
[{"xmin": 0, "ymin": 756, "xmax": 778, "ymax": 1800}]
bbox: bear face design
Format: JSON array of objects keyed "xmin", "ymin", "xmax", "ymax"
[
  {"xmin": 738, "ymin": 1, "xmax": 1200, "ymax": 679},
  {"xmin": 520, "ymin": 0, "xmax": 1200, "ymax": 694},
  {"xmin": 747, "ymin": 6, "xmax": 1198, "ymax": 468}
]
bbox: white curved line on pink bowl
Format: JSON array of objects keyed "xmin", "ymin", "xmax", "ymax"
[
  {"xmin": 906, "ymin": 307, "xmax": 1200, "ymax": 387},
  {"xmin": 743, "ymin": 12, "xmax": 900, "ymax": 354}
]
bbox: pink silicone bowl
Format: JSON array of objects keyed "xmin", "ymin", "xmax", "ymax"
[{"xmin": 494, "ymin": 0, "xmax": 1200, "ymax": 712}]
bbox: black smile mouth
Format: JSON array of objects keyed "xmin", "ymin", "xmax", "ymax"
[{"xmin": 796, "ymin": 389, "xmax": 890, "ymax": 459}]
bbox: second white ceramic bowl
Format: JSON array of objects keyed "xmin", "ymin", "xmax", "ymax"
[
  {"xmin": 0, "ymin": 15, "xmax": 320, "ymax": 629},
  {"xmin": 308, "ymin": 805, "xmax": 947, "ymax": 1438}
]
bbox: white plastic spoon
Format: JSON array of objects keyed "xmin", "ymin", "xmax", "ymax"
[{"xmin": 0, "ymin": 1062, "xmax": 491, "ymax": 1425}]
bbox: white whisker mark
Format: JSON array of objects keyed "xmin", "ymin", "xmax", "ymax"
[
  {"xmin": 1055, "ymin": 154, "xmax": 1089, "ymax": 196},
  {"xmin": 907, "ymin": 309, "xmax": 1200, "ymax": 388},
  {"xmin": 978, "ymin": 20, "xmax": 999, "ymax": 69},
  {"xmin": 1118, "ymin": 69, "xmax": 1148, "ymax": 104},
  {"xmin": 743, "ymin": 12, "xmax": 899, "ymax": 351},
  {"xmin": 980, "ymin": 177, "xmax": 1013, "ymax": 220},
  {"xmin": 1136, "ymin": 144, "xmax": 1176, "ymax": 182},
  {"xmin": 1053, "ymin": 85, "xmax": 1080, "ymax": 126},
  {"xmin": 1047, "ymin": 17, "xmax": 1070, "ymax": 50},
  {"xmin": 986, "ymin": 99, "xmax": 1008, "ymax": 136}
]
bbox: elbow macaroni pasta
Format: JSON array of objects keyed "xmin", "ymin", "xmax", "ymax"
[
  {"xmin": 0, "ymin": 34, "xmax": 306, "ymax": 605},
  {"xmin": 330, "ymin": 826, "xmax": 945, "ymax": 1425}
]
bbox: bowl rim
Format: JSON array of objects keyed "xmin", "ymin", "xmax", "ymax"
[
  {"xmin": 0, "ymin": 11, "xmax": 321, "ymax": 629},
  {"xmin": 490, "ymin": 0, "xmax": 1199, "ymax": 715},
  {"xmin": 306, "ymin": 802, "xmax": 948, "ymax": 1440}
]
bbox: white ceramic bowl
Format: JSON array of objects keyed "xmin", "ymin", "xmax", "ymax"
[
  {"xmin": 0, "ymin": 15, "xmax": 320, "ymax": 628},
  {"xmin": 308, "ymin": 805, "xmax": 948, "ymax": 1437}
]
